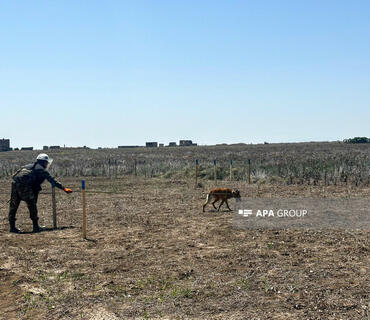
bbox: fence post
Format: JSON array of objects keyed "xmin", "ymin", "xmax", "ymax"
[
  {"xmin": 248, "ymin": 159, "xmax": 251, "ymax": 184},
  {"xmin": 195, "ymin": 159, "xmax": 199, "ymax": 187},
  {"xmin": 134, "ymin": 159, "xmax": 137, "ymax": 176},
  {"xmin": 214, "ymin": 160, "xmax": 217, "ymax": 184},
  {"xmin": 108, "ymin": 159, "xmax": 111, "ymax": 178},
  {"xmin": 143, "ymin": 160, "xmax": 147, "ymax": 178},
  {"xmin": 52, "ymin": 181, "xmax": 57, "ymax": 229},
  {"xmin": 229, "ymin": 159, "xmax": 233, "ymax": 181},
  {"xmin": 82, "ymin": 180, "xmax": 87, "ymax": 239}
]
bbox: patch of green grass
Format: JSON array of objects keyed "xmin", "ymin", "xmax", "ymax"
[
  {"xmin": 142, "ymin": 310, "xmax": 151, "ymax": 319},
  {"xmin": 261, "ymin": 277, "xmax": 270, "ymax": 293},
  {"xmin": 170, "ymin": 287, "xmax": 194, "ymax": 299},
  {"xmin": 108, "ymin": 283, "xmax": 128, "ymax": 296},
  {"xmin": 12, "ymin": 279, "xmax": 21, "ymax": 286},
  {"xmin": 57, "ymin": 271, "xmax": 69, "ymax": 281},
  {"xmin": 71, "ymin": 272, "xmax": 85, "ymax": 280},
  {"xmin": 235, "ymin": 278, "xmax": 250, "ymax": 291},
  {"xmin": 23, "ymin": 291, "xmax": 32, "ymax": 302},
  {"xmin": 158, "ymin": 277, "xmax": 174, "ymax": 291},
  {"xmin": 54, "ymin": 270, "xmax": 85, "ymax": 282}
]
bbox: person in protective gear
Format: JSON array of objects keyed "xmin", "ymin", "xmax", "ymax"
[{"xmin": 9, "ymin": 153, "xmax": 73, "ymax": 233}]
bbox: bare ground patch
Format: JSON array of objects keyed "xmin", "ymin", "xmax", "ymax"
[{"xmin": 0, "ymin": 177, "xmax": 369, "ymax": 319}]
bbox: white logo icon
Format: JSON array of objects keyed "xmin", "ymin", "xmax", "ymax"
[{"xmin": 238, "ymin": 209, "xmax": 253, "ymax": 217}]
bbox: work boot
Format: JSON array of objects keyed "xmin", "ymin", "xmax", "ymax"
[
  {"xmin": 10, "ymin": 221, "xmax": 21, "ymax": 233},
  {"xmin": 32, "ymin": 220, "xmax": 44, "ymax": 233}
]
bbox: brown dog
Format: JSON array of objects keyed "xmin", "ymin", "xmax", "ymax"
[{"xmin": 202, "ymin": 188, "xmax": 241, "ymax": 212}]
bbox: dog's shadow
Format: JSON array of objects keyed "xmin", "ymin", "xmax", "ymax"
[{"xmin": 209, "ymin": 209, "xmax": 234, "ymax": 213}]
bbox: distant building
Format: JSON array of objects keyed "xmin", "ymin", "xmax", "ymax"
[
  {"xmin": 146, "ymin": 142, "xmax": 158, "ymax": 148},
  {"xmin": 179, "ymin": 140, "xmax": 197, "ymax": 147},
  {"xmin": 49, "ymin": 146, "xmax": 60, "ymax": 149},
  {"xmin": 21, "ymin": 147, "xmax": 33, "ymax": 151},
  {"xmin": 43, "ymin": 146, "xmax": 49, "ymax": 150},
  {"xmin": 159, "ymin": 143, "xmax": 164, "ymax": 147},
  {"xmin": 168, "ymin": 142, "xmax": 177, "ymax": 147},
  {"xmin": 0, "ymin": 139, "xmax": 10, "ymax": 152}
]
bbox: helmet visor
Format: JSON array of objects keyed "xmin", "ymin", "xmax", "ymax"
[{"xmin": 46, "ymin": 158, "xmax": 53, "ymax": 169}]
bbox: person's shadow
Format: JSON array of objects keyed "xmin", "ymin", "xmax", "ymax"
[{"xmin": 19, "ymin": 226, "xmax": 75, "ymax": 234}]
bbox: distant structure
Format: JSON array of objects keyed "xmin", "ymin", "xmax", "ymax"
[
  {"xmin": 159, "ymin": 143, "xmax": 164, "ymax": 147},
  {"xmin": 21, "ymin": 147, "xmax": 33, "ymax": 151},
  {"xmin": 43, "ymin": 146, "xmax": 49, "ymax": 150},
  {"xmin": 179, "ymin": 140, "xmax": 197, "ymax": 147},
  {"xmin": 118, "ymin": 145, "xmax": 140, "ymax": 149},
  {"xmin": 146, "ymin": 142, "xmax": 158, "ymax": 148},
  {"xmin": 168, "ymin": 142, "xmax": 177, "ymax": 147},
  {"xmin": 0, "ymin": 139, "xmax": 11, "ymax": 152},
  {"xmin": 49, "ymin": 146, "xmax": 61, "ymax": 149}
]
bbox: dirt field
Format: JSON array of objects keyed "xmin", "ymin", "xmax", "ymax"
[{"xmin": 0, "ymin": 177, "xmax": 369, "ymax": 319}]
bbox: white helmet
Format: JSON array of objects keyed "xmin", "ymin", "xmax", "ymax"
[{"xmin": 36, "ymin": 153, "xmax": 53, "ymax": 165}]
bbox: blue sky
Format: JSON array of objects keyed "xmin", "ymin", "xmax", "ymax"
[{"xmin": 0, "ymin": 1, "xmax": 369, "ymax": 148}]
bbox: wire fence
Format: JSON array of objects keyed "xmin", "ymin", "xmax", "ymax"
[{"xmin": 1, "ymin": 144, "xmax": 370, "ymax": 186}]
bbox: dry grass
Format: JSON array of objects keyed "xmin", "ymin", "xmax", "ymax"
[
  {"xmin": 1, "ymin": 142, "xmax": 370, "ymax": 186},
  {"xmin": 0, "ymin": 176, "xmax": 369, "ymax": 319}
]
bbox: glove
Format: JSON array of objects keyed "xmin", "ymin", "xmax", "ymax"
[{"xmin": 64, "ymin": 188, "xmax": 73, "ymax": 194}]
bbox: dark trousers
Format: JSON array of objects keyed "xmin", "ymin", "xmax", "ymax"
[{"xmin": 9, "ymin": 182, "xmax": 39, "ymax": 223}]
